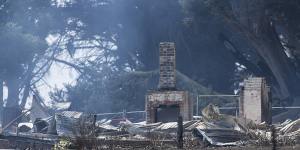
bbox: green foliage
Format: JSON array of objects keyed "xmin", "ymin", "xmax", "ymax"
[{"xmin": 54, "ymin": 138, "xmax": 72, "ymax": 150}]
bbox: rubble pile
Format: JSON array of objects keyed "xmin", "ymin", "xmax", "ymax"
[
  {"xmin": 1, "ymin": 105, "xmax": 300, "ymax": 149},
  {"xmin": 60, "ymin": 105, "xmax": 300, "ymax": 148}
]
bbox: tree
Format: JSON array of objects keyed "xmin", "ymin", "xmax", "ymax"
[
  {"xmin": 0, "ymin": 23, "xmax": 48, "ymax": 107},
  {"xmin": 0, "ymin": 0, "xmax": 72, "ymax": 110},
  {"xmin": 181, "ymin": 0, "xmax": 300, "ymax": 120}
]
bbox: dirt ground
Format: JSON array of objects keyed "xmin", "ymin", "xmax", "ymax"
[
  {"xmin": 202, "ymin": 145, "xmax": 300, "ymax": 150},
  {"xmin": 131, "ymin": 144, "xmax": 300, "ymax": 150},
  {"xmin": 97, "ymin": 144, "xmax": 300, "ymax": 150}
]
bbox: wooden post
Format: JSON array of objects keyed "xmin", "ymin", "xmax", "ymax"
[
  {"xmin": 177, "ymin": 115, "xmax": 183, "ymax": 149},
  {"xmin": 196, "ymin": 95, "xmax": 199, "ymax": 116},
  {"xmin": 93, "ymin": 114, "xmax": 97, "ymax": 136},
  {"xmin": 271, "ymin": 125, "xmax": 277, "ymax": 150}
]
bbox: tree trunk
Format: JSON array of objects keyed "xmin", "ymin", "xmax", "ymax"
[
  {"xmin": 20, "ymin": 81, "xmax": 30, "ymax": 108},
  {"xmin": 6, "ymin": 76, "xmax": 20, "ymax": 108},
  {"xmin": 0, "ymin": 79, "xmax": 3, "ymax": 125}
]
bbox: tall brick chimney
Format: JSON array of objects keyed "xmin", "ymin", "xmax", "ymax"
[
  {"xmin": 158, "ymin": 42, "xmax": 176, "ymax": 90},
  {"xmin": 145, "ymin": 42, "xmax": 193, "ymax": 123}
]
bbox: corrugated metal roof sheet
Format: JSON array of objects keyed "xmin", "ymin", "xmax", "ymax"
[
  {"xmin": 186, "ymin": 121, "xmax": 221, "ymax": 130},
  {"xmin": 52, "ymin": 102, "xmax": 71, "ymax": 111},
  {"xmin": 55, "ymin": 113, "xmax": 78, "ymax": 137},
  {"xmin": 60, "ymin": 111, "xmax": 83, "ymax": 118},
  {"xmin": 193, "ymin": 128, "xmax": 246, "ymax": 146},
  {"xmin": 152, "ymin": 121, "xmax": 202, "ymax": 131},
  {"xmin": 55, "ymin": 111, "xmax": 83, "ymax": 137},
  {"xmin": 97, "ymin": 124, "xmax": 118, "ymax": 131},
  {"xmin": 154, "ymin": 122, "xmax": 178, "ymax": 130}
]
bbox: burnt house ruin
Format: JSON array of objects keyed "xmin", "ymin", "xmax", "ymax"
[{"xmin": 145, "ymin": 42, "xmax": 193, "ymax": 123}]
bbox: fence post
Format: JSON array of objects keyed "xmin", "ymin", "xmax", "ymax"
[
  {"xmin": 93, "ymin": 114, "xmax": 97, "ymax": 136},
  {"xmin": 177, "ymin": 115, "xmax": 183, "ymax": 149}
]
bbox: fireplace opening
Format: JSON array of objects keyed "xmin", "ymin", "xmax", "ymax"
[{"xmin": 155, "ymin": 104, "xmax": 180, "ymax": 123}]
